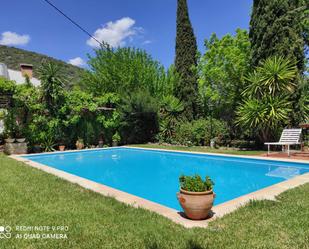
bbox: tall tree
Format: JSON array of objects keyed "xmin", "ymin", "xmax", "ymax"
[
  {"xmin": 249, "ymin": 0, "xmax": 308, "ymax": 125},
  {"xmin": 38, "ymin": 62, "xmax": 65, "ymax": 116},
  {"xmin": 175, "ymin": 0, "xmax": 198, "ymax": 120},
  {"xmin": 237, "ymin": 56, "xmax": 298, "ymax": 143},
  {"xmin": 198, "ymin": 29, "xmax": 250, "ymax": 124},
  {"xmin": 249, "ymin": 0, "xmax": 307, "ymax": 73},
  {"xmin": 80, "ymin": 47, "xmax": 166, "ymax": 98}
]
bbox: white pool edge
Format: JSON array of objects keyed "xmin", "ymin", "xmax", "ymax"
[
  {"xmin": 125, "ymin": 146, "xmax": 309, "ymax": 164},
  {"xmin": 20, "ymin": 145, "xmax": 309, "ymax": 164},
  {"xmin": 10, "ymin": 147, "xmax": 309, "ymax": 228}
]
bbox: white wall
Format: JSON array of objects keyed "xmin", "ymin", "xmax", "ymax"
[{"xmin": 8, "ymin": 69, "xmax": 41, "ymax": 87}]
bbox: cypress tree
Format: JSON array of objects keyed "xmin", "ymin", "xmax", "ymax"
[
  {"xmin": 175, "ymin": 0, "xmax": 198, "ymax": 120},
  {"xmin": 249, "ymin": 0, "xmax": 307, "ymax": 73},
  {"xmin": 249, "ymin": 0, "xmax": 308, "ymax": 125}
]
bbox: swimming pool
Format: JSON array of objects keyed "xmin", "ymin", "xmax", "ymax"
[{"xmin": 23, "ymin": 147, "xmax": 309, "ymax": 211}]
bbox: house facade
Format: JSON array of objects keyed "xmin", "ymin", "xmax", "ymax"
[{"xmin": 0, "ymin": 63, "xmax": 41, "ymax": 86}]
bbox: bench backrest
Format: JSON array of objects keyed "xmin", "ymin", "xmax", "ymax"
[{"xmin": 279, "ymin": 129, "xmax": 302, "ymax": 143}]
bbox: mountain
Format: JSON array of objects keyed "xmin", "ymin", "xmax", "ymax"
[{"xmin": 0, "ymin": 45, "xmax": 84, "ymax": 83}]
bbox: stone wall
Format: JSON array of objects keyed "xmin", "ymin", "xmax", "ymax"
[{"xmin": 4, "ymin": 142, "xmax": 27, "ymax": 155}]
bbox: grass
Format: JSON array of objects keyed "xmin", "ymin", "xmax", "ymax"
[
  {"xmin": 0, "ymin": 154, "xmax": 308, "ymax": 249},
  {"xmin": 128, "ymin": 144, "xmax": 265, "ymax": 156}
]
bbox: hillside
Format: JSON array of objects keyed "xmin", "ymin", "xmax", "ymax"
[{"xmin": 0, "ymin": 45, "xmax": 84, "ymax": 83}]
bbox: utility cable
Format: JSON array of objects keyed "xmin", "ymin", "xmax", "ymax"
[{"xmin": 41, "ymin": 0, "xmax": 104, "ymax": 47}]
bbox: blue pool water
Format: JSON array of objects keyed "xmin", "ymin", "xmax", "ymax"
[{"xmin": 24, "ymin": 148, "xmax": 309, "ymax": 210}]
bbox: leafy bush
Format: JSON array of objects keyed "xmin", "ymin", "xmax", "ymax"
[
  {"xmin": 179, "ymin": 174, "xmax": 214, "ymax": 192},
  {"xmin": 119, "ymin": 90, "xmax": 159, "ymax": 144},
  {"xmin": 157, "ymin": 95, "xmax": 184, "ymax": 143},
  {"xmin": 80, "ymin": 47, "xmax": 166, "ymax": 97},
  {"xmin": 3, "ymin": 111, "xmax": 17, "ymax": 138},
  {"xmin": 58, "ymin": 90, "xmax": 120, "ymax": 147},
  {"xmin": 174, "ymin": 118, "xmax": 229, "ymax": 146},
  {"xmin": 38, "ymin": 62, "xmax": 65, "ymax": 116},
  {"xmin": 28, "ymin": 117, "xmax": 60, "ymax": 147},
  {"xmin": 112, "ymin": 132, "xmax": 121, "ymax": 142},
  {"xmin": 198, "ymin": 29, "xmax": 250, "ymax": 123},
  {"xmin": 229, "ymin": 140, "xmax": 256, "ymax": 149},
  {"xmin": 0, "ymin": 77, "xmax": 16, "ymax": 93}
]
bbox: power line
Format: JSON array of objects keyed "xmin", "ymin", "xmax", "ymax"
[{"xmin": 41, "ymin": 0, "xmax": 104, "ymax": 47}]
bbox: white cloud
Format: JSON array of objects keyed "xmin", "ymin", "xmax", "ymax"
[
  {"xmin": 87, "ymin": 17, "xmax": 141, "ymax": 48},
  {"xmin": 142, "ymin": 40, "xmax": 152, "ymax": 45},
  {"xmin": 68, "ymin": 57, "xmax": 85, "ymax": 67},
  {"xmin": 0, "ymin": 31, "xmax": 30, "ymax": 46}
]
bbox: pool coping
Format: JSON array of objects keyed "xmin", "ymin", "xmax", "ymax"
[
  {"xmin": 10, "ymin": 146, "xmax": 309, "ymax": 228},
  {"xmin": 18, "ymin": 145, "xmax": 309, "ymax": 164},
  {"xmin": 125, "ymin": 146, "xmax": 309, "ymax": 164}
]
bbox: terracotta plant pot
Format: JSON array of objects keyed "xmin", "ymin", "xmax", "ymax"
[
  {"xmin": 177, "ymin": 188, "xmax": 215, "ymax": 220},
  {"xmin": 98, "ymin": 140, "xmax": 104, "ymax": 148},
  {"xmin": 59, "ymin": 145, "xmax": 65, "ymax": 151},
  {"xmin": 75, "ymin": 141, "xmax": 84, "ymax": 150}
]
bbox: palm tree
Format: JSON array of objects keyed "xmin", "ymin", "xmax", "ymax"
[
  {"xmin": 159, "ymin": 95, "xmax": 184, "ymax": 141},
  {"xmin": 242, "ymin": 56, "xmax": 297, "ymax": 98},
  {"xmin": 38, "ymin": 62, "xmax": 65, "ymax": 115},
  {"xmin": 236, "ymin": 56, "xmax": 297, "ymax": 142},
  {"xmin": 236, "ymin": 97, "xmax": 292, "ymax": 142}
]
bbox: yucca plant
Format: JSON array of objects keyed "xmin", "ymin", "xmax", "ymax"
[
  {"xmin": 258, "ymin": 56, "xmax": 297, "ymax": 96},
  {"xmin": 160, "ymin": 95, "xmax": 184, "ymax": 116},
  {"xmin": 38, "ymin": 62, "xmax": 65, "ymax": 115},
  {"xmin": 159, "ymin": 95, "xmax": 184, "ymax": 142},
  {"xmin": 242, "ymin": 56, "xmax": 297, "ymax": 98},
  {"xmin": 41, "ymin": 132, "xmax": 56, "ymax": 152},
  {"xmin": 241, "ymin": 71, "xmax": 264, "ymax": 98},
  {"xmin": 236, "ymin": 97, "xmax": 292, "ymax": 141},
  {"xmin": 237, "ymin": 56, "xmax": 297, "ymax": 142}
]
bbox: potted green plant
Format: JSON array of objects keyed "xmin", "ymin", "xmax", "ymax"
[
  {"xmin": 177, "ymin": 174, "xmax": 215, "ymax": 220},
  {"xmin": 98, "ymin": 139, "xmax": 104, "ymax": 148},
  {"xmin": 4, "ymin": 130, "xmax": 15, "ymax": 143},
  {"xmin": 41, "ymin": 133, "xmax": 56, "ymax": 152},
  {"xmin": 112, "ymin": 132, "xmax": 121, "ymax": 147},
  {"xmin": 75, "ymin": 138, "xmax": 84, "ymax": 150},
  {"xmin": 3, "ymin": 111, "xmax": 17, "ymax": 143},
  {"xmin": 15, "ymin": 125, "xmax": 26, "ymax": 143},
  {"xmin": 98, "ymin": 134, "xmax": 104, "ymax": 148},
  {"xmin": 56, "ymin": 130, "xmax": 66, "ymax": 151},
  {"xmin": 58, "ymin": 143, "xmax": 66, "ymax": 151}
]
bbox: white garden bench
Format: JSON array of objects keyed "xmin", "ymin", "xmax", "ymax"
[{"xmin": 265, "ymin": 129, "xmax": 302, "ymax": 157}]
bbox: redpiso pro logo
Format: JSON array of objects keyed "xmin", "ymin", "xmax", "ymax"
[{"xmin": 0, "ymin": 226, "xmax": 11, "ymax": 239}]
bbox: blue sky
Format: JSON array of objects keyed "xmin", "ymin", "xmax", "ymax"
[{"xmin": 0, "ymin": 0, "xmax": 252, "ymax": 68}]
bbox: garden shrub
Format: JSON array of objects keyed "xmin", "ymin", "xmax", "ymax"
[
  {"xmin": 157, "ymin": 95, "xmax": 184, "ymax": 144},
  {"xmin": 174, "ymin": 118, "xmax": 229, "ymax": 146},
  {"xmin": 119, "ymin": 90, "xmax": 159, "ymax": 144},
  {"xmin": 0, "ymin": 77, "xmax": 16, "ymax": 94},
  {"xmin": 229, "ymin": 140, "xmax": 257, "ymax": 149}
]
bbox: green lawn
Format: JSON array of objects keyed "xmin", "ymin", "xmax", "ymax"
[
  {"xmin": 0, "ymin": 154, "xmax": 308, "ymax": 249},
  {"xmin": 128, "ymin": 144, "xmax": 265, "ymax": 156}
]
